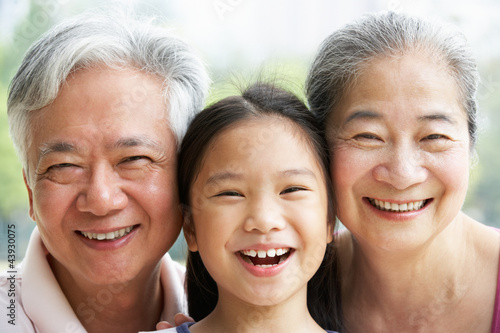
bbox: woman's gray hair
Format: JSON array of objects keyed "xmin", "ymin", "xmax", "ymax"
[
  {"xmin": 306, "ymin": 11, "xmax": 479, "ymax": 147},
  {"xmin": 8, "ymin": 9, "xmax": 210, "ymax": 174}
]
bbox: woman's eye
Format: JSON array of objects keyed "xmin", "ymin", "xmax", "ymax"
[
  {"xmin": 354, "ymin": 133, "xmax": 381, "ymax": 141},
  {"xmin": 280, "ymin": 187, "xmax": 307, "ymax": 195},
  {"xmin": 424, "ymin": 134, "xmax": 448, "ymax": 140}
]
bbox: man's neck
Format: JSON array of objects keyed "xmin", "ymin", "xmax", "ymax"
[{"xmin": 49, "ymin": 256, "xmax": 164, "ymax": 333}]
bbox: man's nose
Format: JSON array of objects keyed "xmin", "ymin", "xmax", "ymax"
[{"xmin": 76, "ymin": 164, "xmax": 128, "ymax": 216}]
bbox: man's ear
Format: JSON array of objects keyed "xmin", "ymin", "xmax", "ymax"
[
  {"xmin": 182, "ymin": 209, "xmax": 198, "ymax": 252},
  {"xmin": 23, "ymin": 169, "xmax": 35, "ymax": 221}
]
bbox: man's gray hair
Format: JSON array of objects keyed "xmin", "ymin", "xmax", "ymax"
[
  {"xmin": 8, "ymin": 9, "xmax": 210, "ymax": 175},
  {"xmin": 306, "ymin": 11, "xmax": 479, "ymax": 147}
]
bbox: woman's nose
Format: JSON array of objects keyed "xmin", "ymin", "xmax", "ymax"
[
  {"xmin": 372, "ymin": 144, "xmax": 428, "ymax": 190},
  {"xmin": 76, "ymin": 164, "xmax": 128, "ymax": 216}
]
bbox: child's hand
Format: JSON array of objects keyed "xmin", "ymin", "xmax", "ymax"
[{"xmin": 156, "ymin": 313, "xmax": 194, "ymax": 330}]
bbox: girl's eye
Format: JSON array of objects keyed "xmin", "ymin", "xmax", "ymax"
[
  {"xmin": 214, "ymin": 191, "xmax": 243, "ymax": 197},
  {"xmin": 280, "ymin": 187, "xmax": 307, "ymax": 195}
]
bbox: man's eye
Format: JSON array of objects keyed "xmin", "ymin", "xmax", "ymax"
[
  {"xmin": 122, "ymin": 156, "xmax": 150, "ymax": 163},
  {"xmin": 49, "ymin": 163, "xmax": 76, "ymax": 169}
]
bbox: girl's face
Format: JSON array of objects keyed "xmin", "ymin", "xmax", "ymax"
[
  {"xmin": 186, "ymin": 117, "xmax": 331, "ymax": 307},
  {"xmin": 328, "ymin": 53, "xmax": 471, "ymax": 252}
]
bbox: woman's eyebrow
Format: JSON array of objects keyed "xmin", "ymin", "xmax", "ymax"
[
  {"xmin": 418, "ymin": 113, "xmax": 457, "ymax": 124},
  {"xmin": 343, "ymin": 110, "xmax": 382, "ymax": 125}
]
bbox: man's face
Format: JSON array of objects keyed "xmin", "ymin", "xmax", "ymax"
[{"xmin": 25, "ymin": 67, "xmax": 182, "ymax": 286}]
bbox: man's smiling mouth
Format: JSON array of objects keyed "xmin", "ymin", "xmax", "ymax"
[{"xmin": 79, "ymin": 225, "xmax": 136, "ymax": 241}]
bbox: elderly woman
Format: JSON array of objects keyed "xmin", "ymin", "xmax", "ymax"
[
  {"xmin": 0, "ymin": 11, "xmax": 209, "ymax": 333},
  {"xmin": 306, "ymin": 11, "xmax": 500, "ymax": 332}
]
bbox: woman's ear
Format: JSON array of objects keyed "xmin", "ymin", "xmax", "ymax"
[{"xmin": 182, "ymin": 208, "xmax": 198, "ymax": 252}]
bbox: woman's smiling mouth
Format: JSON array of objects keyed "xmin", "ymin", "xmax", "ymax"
[{"xmin": 367, "ymin": 198, "xmax": 430, "ymax": 212}]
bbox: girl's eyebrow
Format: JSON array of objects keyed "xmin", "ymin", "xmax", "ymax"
[
  {"xmin": 205, "ymin": 172, "xmax": 243, "ymax": 185},
  {"xmin": 279, "ymin": 168, "xmax": 317, "ymax": 180},
  {"xmin": 205, "ymin": 168, "xmax": 317, "ymax": 185}
]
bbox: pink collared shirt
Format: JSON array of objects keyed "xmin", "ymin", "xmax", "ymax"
[{"xmin": 0, "ymin": 227, "xmax": 186, "ymax": 332}]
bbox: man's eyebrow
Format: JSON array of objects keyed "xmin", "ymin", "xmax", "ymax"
[
  {"xmin": 39, "ymin": 141, "xmax": 77, "ymax": 159},
  {"xmin": 112, "ymin": 137, "xmax": 164, "ymax": 152},
  {"xmin": 38, "ymin": 136, "xmax": 164, "ymax": 159},
  {"xmin": 343, "ymin": 110, "xmax": 382, "ymax": 125}
]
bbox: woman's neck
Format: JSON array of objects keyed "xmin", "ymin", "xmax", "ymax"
[
  {"xmin": 339, "ymin": 212, "xmax": 491, "ymax": 331},
  {"xmin": 50, "ymin": 257, "xmax": 164, "ymax": 333},
  {"xmin": 192, "ymin": 288, "xmax": 325, "ymax": 333}
]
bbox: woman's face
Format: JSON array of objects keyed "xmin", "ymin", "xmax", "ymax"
[
  {"xmin": 186, "ymin": 117, "xmax": 331, "ymax": 307},
  {"xmin": 328, "ymin": 53, "xmax": 471, "ymax": 251}
]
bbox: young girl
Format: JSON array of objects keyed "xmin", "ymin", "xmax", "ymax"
[{"xmin": 161, "ymin": 83, "xmax": 341, "ymax": 332}]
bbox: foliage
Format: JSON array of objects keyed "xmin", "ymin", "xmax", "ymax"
[{"xmin": 0, "ymin": 84, "xmax": 27, "ymax": 217}]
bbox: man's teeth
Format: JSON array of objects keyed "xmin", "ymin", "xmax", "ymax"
[
  {"xmin": 369, "ymin": 198, "xmax": 426, "ymax": 212},
  {"xmin": 80, "ymin": 226, "xmax": 134, "ymax": 240}
]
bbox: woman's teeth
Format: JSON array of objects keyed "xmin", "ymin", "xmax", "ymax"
[
  {"xmin": 369, "ymin": 198, "xmax": 426, "ymax": 212},
  {"xmin": 240, "ymin": 248, "xmax": 291, "ymax": 267},
  {"xmin": 80, "ymin": 226, "xmax": 134, "ymax": 241}
]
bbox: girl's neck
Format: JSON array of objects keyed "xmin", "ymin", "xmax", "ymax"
[
  {"xmin": 192, "ymin": 288, "xmax": 325, "ymax": 333},
  {"xmin": 50, "ymin": 258, "xmax": 164, "ymax": 333}
]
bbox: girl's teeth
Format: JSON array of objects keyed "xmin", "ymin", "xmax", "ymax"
[
  {"xmin": 241, "ymin": 248, "xmax": 290, "ymax": 258},
  {"xmin": 370, "ymin": 199, "xmax": 426, "ymax": 212},
  {"xmin": 80, "ymin": 226, "xmax": 133, "ymax": 240}
]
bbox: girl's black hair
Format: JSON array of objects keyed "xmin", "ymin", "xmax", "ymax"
[{"xmin": 177, "ymin": 82, "xmax": 343, "ymax": 331}]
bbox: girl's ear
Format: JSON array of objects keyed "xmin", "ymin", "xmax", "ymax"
[
  {"xmin": 183, "ymin": 208, "xmax": 198, "ymax": 252},
  {"xmin": 327, "ymin": 217, "xmax": 335, "ymax": 244}
]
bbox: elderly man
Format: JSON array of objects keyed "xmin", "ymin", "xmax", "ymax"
[{"xmin": 0, "ymin": 11, "xmax": 209, "ymax": 333}]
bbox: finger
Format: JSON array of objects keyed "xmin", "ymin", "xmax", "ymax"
[
  {"xmin": 174, "ymin": 313, "xmax": 195, "ymax": 326},
  {"xmin": 156, "ymin": 321, "xmax": 174, "ymax": 330}
]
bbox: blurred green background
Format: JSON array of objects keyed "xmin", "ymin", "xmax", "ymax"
[{"xmin": 1, "ymin": 0, "xmax": 499, "ymax": 267}]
